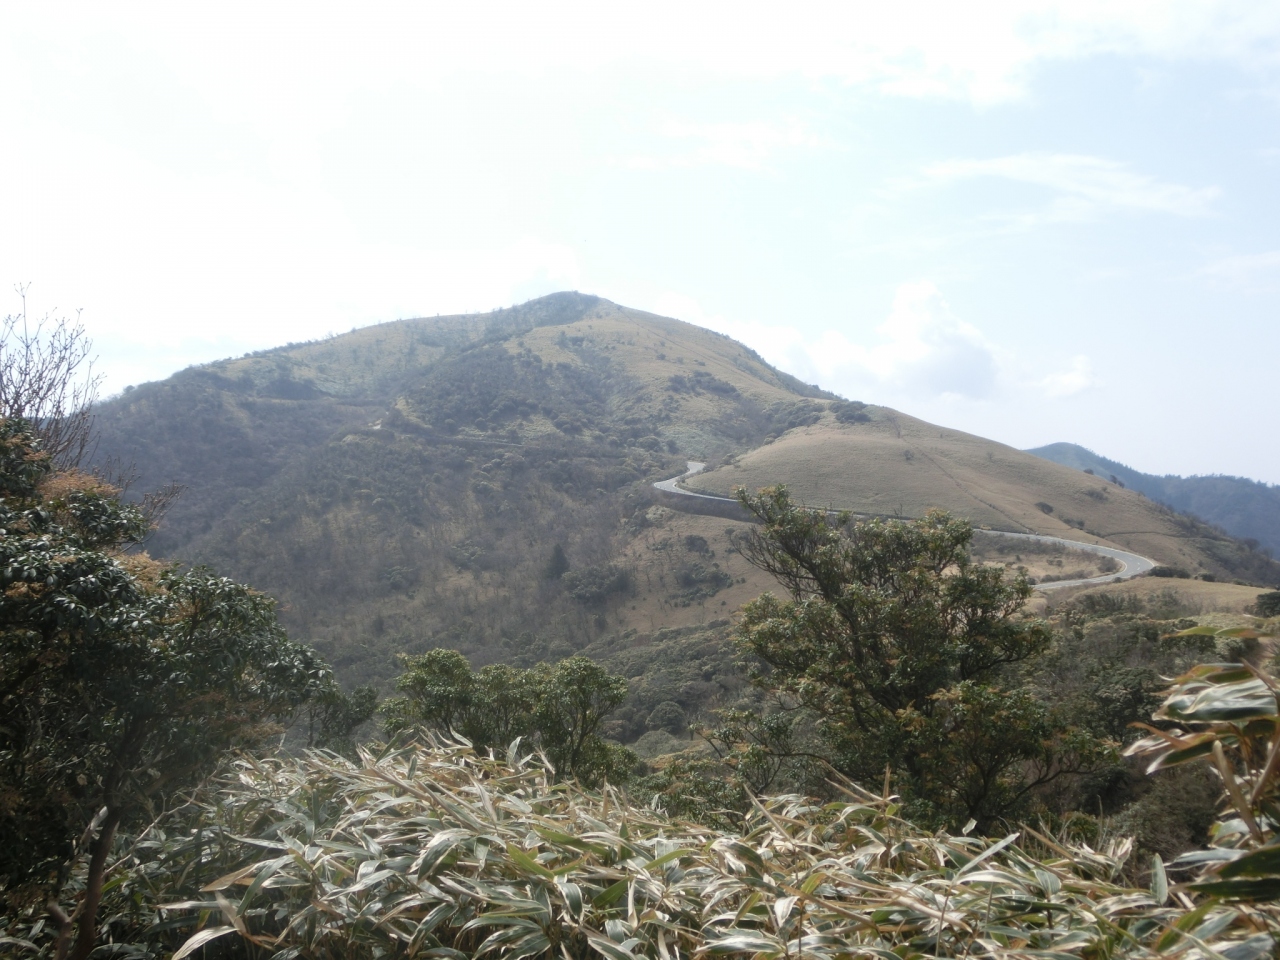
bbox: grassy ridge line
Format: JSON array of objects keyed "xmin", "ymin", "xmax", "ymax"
[
  {"xmin": 655, "ymin": 462, "xmax": 1155, "ymax": 590},
  {"xmin": 686, "ymin": 413, "xmax": 1280, "ymax": 583}
]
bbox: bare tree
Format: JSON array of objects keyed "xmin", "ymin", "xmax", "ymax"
[{"xmin": 0, "ymin": 284, "xmax": 102, "ymax": 469}]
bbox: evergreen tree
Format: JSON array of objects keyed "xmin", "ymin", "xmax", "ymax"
[
  {"xmin": 545, "ymin": 543, "xmax": 570, "ymax": 579},
  {"xmin": 0, "ymin": 419, "xmax": 327, "ymax": 959},
  {"xmin": 383, "ymin": 651, "xmax": 631, "ymax": 786},
  {"xmin": 734, "ymin": 486, "xmax": 1107, "ymax": 828}
]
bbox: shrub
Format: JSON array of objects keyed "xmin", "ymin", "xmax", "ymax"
[
  {"xmin": 670, "ymin": 560, "xmax": 733, "ymax": 606},
  {"xmin": 734, "ymin": 489, "xmax": 1110, "ymax": 829},
  {"xmin": 646, "ymin": 700, "xmax": 687, "ymax": 734},
  {"xmin": 832, "ymin": 399, "xmax": 872, "ymax": 423},
  {"xmin": 382, "ymin": 650, "xmax": 631, "ymax": 787},
  {"xmin": 682, "ymin": 534, "xmax": 711, "ymax": 554},
  {"xmin": 1253, "ymin": 590, "xmax": 1280, "ymax": 617},
  {"xmin": 544, "ymin": 543, "xmax": 570, "ymax": 580},
  {"xmin": 562, "ymin": 563, "xmax": 631, "ymax": 605}
]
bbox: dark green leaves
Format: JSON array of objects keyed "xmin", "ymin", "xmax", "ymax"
[
  {"xmin": 1127, "ymin": 654, "xmax": 1280, "ymax": 904},
  {"xmin": 383, "ymin": 651, "xmax": 630, "ymax": 787},
  {"xmin": 733, "ymin": 489, "xmax": 1097, "ymax": 829},
  {"xmin": 0, "ymin": 418, "xmax": 329, "ymax": 938}
]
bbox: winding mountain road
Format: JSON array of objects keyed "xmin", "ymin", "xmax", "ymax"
[{"xmin": 654, "ymin": 461, "xmax": 1156, "ymax": 592}]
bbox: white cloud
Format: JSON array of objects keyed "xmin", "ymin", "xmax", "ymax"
[
  {"xmin": 852, "ymin": 281, "xmax": 1001, "ymax": 398},
  {"xmin": 658, "ymin": 282, "xmax": 1001, "ymax": 401},
  {"xmin": 921, "ymin": 153, "xmax": 1220, "ymax": 218},
  {"xmin": 8, "ymin": 2, "xmax": 1280, "ymax": 117},
  {"xmin": 656, "ymin": 283, "xmax": 1101, "ymax": 408},
  {"xmin": 1037, "ymin": 355, "xmax": 1098, "ymax": 397}
]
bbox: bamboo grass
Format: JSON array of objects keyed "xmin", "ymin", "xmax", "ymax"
[{"xmin": 138, "ymin": 736, "xmax": 1274, "ymax": 960}]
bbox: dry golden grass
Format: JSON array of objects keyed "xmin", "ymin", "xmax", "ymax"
[
  {"xmin": 1046, "ymin": 576, "xmax": 1267, "ymax": 616},
  {"xmin": 611, "ymin": 508, "xmax": 776, "ymax": 635},
  {"xmin": 216, "ymin": 299, "xmax": 811, "ymax": 454},
  {"xmin": 211, "ymin": 317, "xmax": 457, "ymax": 397},
  {"xmin": 971, "ymin": 541, "xmax": 1113, "ymax": 583},
  {"xmin": 513, "ymin": 302, "xmax": 813, "ymax": 454},
  {"xmin": 518, "ymin": 302, "xmax": 808, "ymax": 402},
  {"xmin": 684, "ymin": 406, "xmax": 1254, "ymax": 577}
]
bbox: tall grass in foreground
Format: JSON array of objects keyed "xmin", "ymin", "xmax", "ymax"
[
  {"xmin": 96, "ymin": 742, "xmax": 1277, "ymax": 958},
  {"xmin": 6, "ymin": 655, "xmax": 1279, "ymax": 959}
]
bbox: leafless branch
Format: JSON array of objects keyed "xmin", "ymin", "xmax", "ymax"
[{"xmin": 1, "ymin": 286, "xmax": 103, "ymax": 469}]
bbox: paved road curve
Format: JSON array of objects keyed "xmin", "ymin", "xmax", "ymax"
[{"xmin": 654, "ymin": 461, "xmax": 1156, "ymax": 592}]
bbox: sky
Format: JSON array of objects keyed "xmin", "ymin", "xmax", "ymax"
[{"xmin": 4, "ymin": 2, "xmax": 1280, "ymax": 482}]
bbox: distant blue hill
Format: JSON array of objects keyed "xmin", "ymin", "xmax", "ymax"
[{"xmin": 1027, "ymin": 442, "xmax": 1280, "ymax": 557}]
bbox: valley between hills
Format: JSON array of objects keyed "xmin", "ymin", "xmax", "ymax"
[{"xmin": 94, "ymin": 292, "xmax": 1280, "ymax": 747}]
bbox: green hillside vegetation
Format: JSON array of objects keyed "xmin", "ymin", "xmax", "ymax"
[
  {"xmin": 86, "ymin": 294, "xmax": 1280, "ymax": 786},
  {"xmin": 94, "ymin": 296, "xmax": 1278, "ymax": 698},
  {"xmin": 1029, "ymin": 441, "xmax": 1280, "ymax": 559},
  {"xmin": 10, "ymin": 322, "xmax": 1280, "ymax": 957},
  {"xmin": 93, "ymin": 294, "xmax": 840, "ymax": 693}
]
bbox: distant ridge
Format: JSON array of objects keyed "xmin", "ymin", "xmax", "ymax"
[{"xmin": 1027, "ymin": 442, "xmax": 1280, "ymax": 556}]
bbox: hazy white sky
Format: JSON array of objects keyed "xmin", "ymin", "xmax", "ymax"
[{"xmin": 5, "ymin": 3, "xmax": 1280, "ymax": 481}]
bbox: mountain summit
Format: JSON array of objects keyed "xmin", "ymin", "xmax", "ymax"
[{"xmin": 94, "ymin": 294, "xmax": 1278, "ymax": 694}]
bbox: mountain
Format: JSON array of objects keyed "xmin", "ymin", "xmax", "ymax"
[
  {"xmin": 104, "ymin": 292, "xmax": 833, "ymax": 565},
  {"xmin": 92, "ymin": 293, "xmax": 1279, "ymax": 726},
  {"xmin": 92, "ymin": 293, "xmax": 846, "ymax": 736},
  {"xmin": 1028, "ymin": 442, "xmax": 1280, "ymax": 557}
]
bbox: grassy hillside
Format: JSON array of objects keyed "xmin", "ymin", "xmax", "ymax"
[
  {"xmin": 1040, "ymin": 575, "xmax": 1267, "ymax": 617},
  {"xmin": 93, "ymin": 294, "xmax": 831, "ymax": 704},
  {"xmin": 94, "ymin": 293, "xmax": 1278, "ymax": 721},
  {"xmin": 1030, "ymin": 441, "xmax": 1280, "ymax": 557},
  {"xmin": 99, "ymin": 293, "xmax": 832, "ymax": 557},
  {"xmin": 684, "ymin": 406, "xmax": 1280, "ymax": 583}
]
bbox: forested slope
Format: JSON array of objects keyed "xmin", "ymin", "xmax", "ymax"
[{"xmin": 92, "ymin": 293, "xmax": 833, "ymax": 694}]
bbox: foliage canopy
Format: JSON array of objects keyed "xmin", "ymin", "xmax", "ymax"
[
  {"xmin": 0, "ymin": 418, "xmax": 328, "ymax": 959},
  {"xmin": 382, "ymin": 649, "xmax": 633, "ymax": 786},
  {"xmin": 734, "ymin": 487, "xmax": 1108, "ymax": 827},
  {"xmin": 1254, "ymin": 590, "xmax": 1280, "ymax": 618}
]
